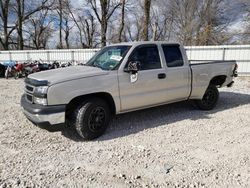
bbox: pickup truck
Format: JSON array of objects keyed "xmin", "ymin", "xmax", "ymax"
[{"xmin": 21, "ymin": 42, "xmax": 238, "ymax": 140}]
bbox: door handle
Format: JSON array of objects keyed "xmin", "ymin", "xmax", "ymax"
[{"xmin": 158, "ymin": 73, "xmax": 166, "ymax": 79}]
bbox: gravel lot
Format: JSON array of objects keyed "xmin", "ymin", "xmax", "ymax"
[{"xmin": 0, "ymin": 77, "xmax": 250, "ymax": 188}]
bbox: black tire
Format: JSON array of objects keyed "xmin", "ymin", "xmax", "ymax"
[
  {"xmin": 72, "ymin": 98, "xmax": 111, "ymax": 140},
  {"xmin": 195, "ymin": 85, "xmax": 219, "ymax": 110},
  {"xmin": 0, "ymin": 67, "xmax": 5, "ymax": 78}
]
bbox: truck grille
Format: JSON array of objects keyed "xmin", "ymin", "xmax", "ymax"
[
  {"xmin": 24, "ymin": 78, "xmax": 48, "ymax": 104},
  {"xmin": 25, "ymin": 84, "xmax": 35, "ymax": 103},
  {"xmin": 26, "ymin": 93, "xmax": 33, "ymax": 103},
  {"xmin": 25, "ymin": 85, "xmax": 34, "ymax": 93}
]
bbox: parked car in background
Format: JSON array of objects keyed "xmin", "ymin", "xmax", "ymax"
[{"xmin": 21, "ymin": 42, "xmax": 238, "ymax": 140}]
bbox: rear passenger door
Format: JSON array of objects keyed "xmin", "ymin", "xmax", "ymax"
[{"xmin": 161, "ymin": 44, "xmax": 191, "ymax": 101}]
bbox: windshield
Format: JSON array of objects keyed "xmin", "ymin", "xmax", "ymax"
[{"xmin": 86, "ymin": 45, "xmax": 131, "ymax": 70}]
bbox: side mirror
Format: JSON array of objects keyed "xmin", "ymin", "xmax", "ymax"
[
  {"xmin": 125, "ymin": 61, "xmax": 141, "ymax": 74},
  {"xmin": 125, "ymin": 61, "xmax": 141, "ymax": 83}
]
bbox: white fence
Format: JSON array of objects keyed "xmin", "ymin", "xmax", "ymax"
[
  {"xmin": 0, "ymin": 45, "xmax": 250, "ymax": 75},
  {"xmin": 186, "ymin": 45, "xmax": 250, "ymax": 75},
  {"xmin": 0, "ymin": 49, "xmax": 99, "ymax": 64}
]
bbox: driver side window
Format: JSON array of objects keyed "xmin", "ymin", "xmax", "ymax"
[{"xmin": 128, "ymin": 45, "xmax": 161, "ymax": 71}]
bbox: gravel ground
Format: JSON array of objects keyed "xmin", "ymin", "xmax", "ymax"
[{"xmin": 0, "ymin": 77, "xmax": 250, "ymax": 188}]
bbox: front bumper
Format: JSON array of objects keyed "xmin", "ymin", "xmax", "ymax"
[{"xmin": 21, "ymin": 95, "xmax": 66, "ymax": 125}]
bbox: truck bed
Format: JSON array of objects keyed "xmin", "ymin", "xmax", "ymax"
[{"xmin": 189, "ymin": 60, "xmax": 236, "ymax": 99}]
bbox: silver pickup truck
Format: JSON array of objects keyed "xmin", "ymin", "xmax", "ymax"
[{"xmin": 21, "ymin": 42, "xmax": 238, "ymax": 140}]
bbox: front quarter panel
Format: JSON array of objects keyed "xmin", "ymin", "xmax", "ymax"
[{"xmin": 47, "ymin": 71, "xmax": 120, "ymax": 113}]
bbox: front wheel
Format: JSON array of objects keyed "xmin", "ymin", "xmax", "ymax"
[
  {"xmin": 72, "ymin": 98, "xmax": 111, "ymax": 140},
  {"xmin": 195, "ymin": 85, "xmax": 219, "ymax": 110}
]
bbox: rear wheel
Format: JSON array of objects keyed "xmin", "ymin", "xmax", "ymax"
[
  {"xmin": 195, "ymin": 85, "xmax": 219, "ymax": 110},
  {"xmin": 72, "ymin": 98, "xmax": 111, "ymax": 140}
]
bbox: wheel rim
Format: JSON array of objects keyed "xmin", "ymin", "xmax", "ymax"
[
  {"xmin": 88, "ymin": 107, "xmax": 106, "ymax": 132},
  {"xmin": 201, "ymin": 90, "xmax": 216, "ymax": 106}
]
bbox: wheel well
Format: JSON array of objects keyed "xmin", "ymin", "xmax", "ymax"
[
  {"xmin": 209, "ymin": 75, "xmax": 227, "ymax": 87},
  {"xmin": 65, "ymin": 92, "xmax": 116, "ymax": 117}
]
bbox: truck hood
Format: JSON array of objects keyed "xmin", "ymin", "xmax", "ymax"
[{"xmin": 28, "ymin": 66, "xmax": 109, "ymax": 85}]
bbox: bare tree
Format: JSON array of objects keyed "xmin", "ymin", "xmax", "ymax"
[
  {"xmin": 62, "ymin": 15, "xmax": 74, "ymax": 49},
  {"xmin": 150, "ymin": 1, "xmax": 174, "ymax": 41},
  {"xmin": 14, "ymin": 0, "xmax": 50, "ymax": 50},
  {"xmin": 142, "ymin": 0, "xmax": 151, "ymax": 41},
  {"xmin": 108, "ymin": 0, "xmax": 133, "ymax": 43},
  {"xmin": 1, "ymin": 0, "xmax": 248, "ymax": 49},
  {"xmin": 122, "ymin": 1, "xmax": 144, "ymax": 42},
  {"xmin": 67, "ymin": 6, "xmax": 97, "ymax": 48},
  {"xmin": 29, "ymin": 9, "xmax": 54, "ymax": 49},
  {"xmin": 118, "ymin": 0, "xmax": 126, "ymax": 42},
  {"xmin": 170, "ymin": 0, "xmax": 199, "ymax": 45},
  {"xmin": 0, "ymin": 0, "xmax": 16, "ymax": 50},
  {"xmin": 196, "ymin": 0, "xmax": 232, "ymax": 45},
  {"xmin": 58, "ymin": 0, "xmax": 63, "ymax": 48},
  {"xmin": 164, "ymin": 0, "xmax": 231, "ymax": 45},
  {"xmin": 55, "ymin": 0, "xmax": 69, "ymax": 48},
  {"xmin": 87, "ymin": 0, "xmax": 121, "ymax": 47},
  {"xmin": 54, "ymin": 0, "xmax": 75, "ymax": 49},
  {"xmin": 241, "ymin": 0, "xmax": 250, "ymax": 43},
  {"xmin": 67, "ymin": 7, "xmax": 85, "ymax": 48},
  {"xmin": 82, "ymin": 14, "xmax": 97, "ymax": 47}
]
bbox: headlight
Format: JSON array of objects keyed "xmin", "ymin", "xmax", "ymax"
[
  {"xmin": 33, "ymin": 97, "xmax": 47, "ymax": 105},
  {"xmin": 33, "ymin": 86, "xmax": 48, "ymax": 105},
  {"xmin": 34, "ymin": 86, "xmax": 48, "ymax": 94}
]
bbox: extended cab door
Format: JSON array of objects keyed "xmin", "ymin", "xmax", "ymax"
[
  {"xmin": 160, "ymin": 44, "xmax": 191, "ymax": 101},
  {"xmin": 118, "ymin": 44, "xmax": 168, "ymax": 112}
]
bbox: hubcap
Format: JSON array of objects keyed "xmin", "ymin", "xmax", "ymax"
[{"xmin": 88, "ymin": 107, "xmax": 106, "ymax": 132}]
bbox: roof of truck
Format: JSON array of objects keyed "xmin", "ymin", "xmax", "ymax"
[{"xmin": 108, "ymin": 41, "xmax": 181, "ymax": 46}]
